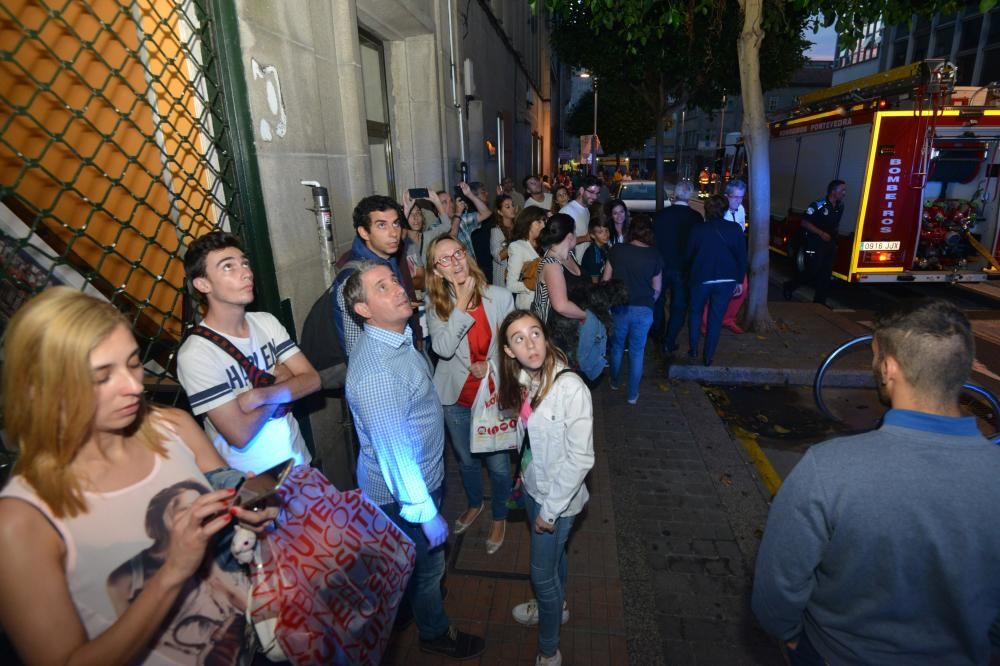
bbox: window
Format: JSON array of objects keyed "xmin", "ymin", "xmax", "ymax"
[
  {"xmin": 987, "ymin": 10, "xmax": 1000, "ymax": 43},
  {"xmin": 359, "ymin": 30, "xmax": 395, "ymax": 199},
  {"xmin": 911, "ymin": 31, "xmax": 929, "ymax": 61},
  {"xmin": 960, "ymin": 15, "xmax": 983, "ymax": 51},
  {"xmin": 979, "ymin": 46, "xmax": 1000, "ymax": 84},
  {"xmin": 892, "ymin": 38, "xmax": 909, "ymax": 67},
  {"xmin": 956, "ymin": 52, "xmax": 977, "ymax": 85},
  {"xmin": 767, "ymin": 96, "xmax": 779, "ymax": 112},
  {"xmin": 933, "ymin": 25, "xmax": 954, "ymax": 57}
]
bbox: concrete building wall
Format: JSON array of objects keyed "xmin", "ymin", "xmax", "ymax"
[{"xmin": 231, "ymin": 0, "xmax": 553, "ymax": 488}]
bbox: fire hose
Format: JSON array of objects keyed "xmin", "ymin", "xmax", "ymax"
[{"xmin": 814, "ymin": 334, "xmax": 1000, "ymax": 444}]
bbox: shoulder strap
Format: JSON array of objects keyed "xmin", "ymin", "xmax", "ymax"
[{"xmin": 188, "ymin": 325, "xmax": 275, "ymax": 388}]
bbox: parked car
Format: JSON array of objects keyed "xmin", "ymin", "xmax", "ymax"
[{"xmin": 613, "ymin": 180, "xmax": 674, "ymax": 212}]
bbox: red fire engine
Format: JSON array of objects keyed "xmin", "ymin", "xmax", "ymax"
[{"xmin": 762, "ymin": 59, "xmax": 1000, "ymax": 283}]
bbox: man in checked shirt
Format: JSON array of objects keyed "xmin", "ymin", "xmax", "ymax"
[{"xmin": 342, "ymin": 260, "xmax": 485, "ymax": 661}]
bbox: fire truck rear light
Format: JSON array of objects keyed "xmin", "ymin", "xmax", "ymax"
[
  {"xmin": 875, "ymin": 251, "xmax": 893, "ymax": 262},
  {"xmin": 878, "ymin": 99, "xmax": 887, "ymax": 108}
]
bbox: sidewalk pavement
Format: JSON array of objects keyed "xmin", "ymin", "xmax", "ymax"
[{"xmin": 382, "ymin": 302, "xmax": 995, "ymax": 665}]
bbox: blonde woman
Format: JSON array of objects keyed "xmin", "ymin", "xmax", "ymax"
[
  {"xmin": 425, "ymin": 236, "xmax": 514, "ymax": 554},
  {"xmin": 0, "ymin": 287, "xmax": 275, "ymax": 664}
]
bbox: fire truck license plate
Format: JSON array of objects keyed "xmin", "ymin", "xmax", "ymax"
[{"xmin": 860, "ymin": 241, "xmax": 900, "ymax": 251}]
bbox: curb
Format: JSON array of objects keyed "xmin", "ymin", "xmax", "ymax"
[{"xmin": 667, "ymin": 365, "xmax": 874, "ymax": 387}]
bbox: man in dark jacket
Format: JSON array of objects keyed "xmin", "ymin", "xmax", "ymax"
[
  {"xmin": 652, "ymin": 179, "xmax": 703, "ymax": 353},
  {"xmin": 685, "ymin": 194, "xmax": 746, "ymax": 366},
  {"xmin": 332, "ymin": 195, "xmax": 423, "ymax": 359},
  {"xmin": 783, "ymin": 179, "xmax": 847, "ymax": 306}
]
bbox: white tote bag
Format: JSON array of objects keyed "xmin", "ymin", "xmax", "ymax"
[{"xmin": 469, "ymin": 362, "xmax": 519, "ymax": 454}]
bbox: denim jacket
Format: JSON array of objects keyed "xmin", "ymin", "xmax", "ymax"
[{"xmin": 518, "ymin": 363, "xmax": 595, "ymax": 524}]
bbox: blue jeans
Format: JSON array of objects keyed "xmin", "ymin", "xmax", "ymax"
[
  {"xmin": 443, "ymin": 403, "xmax": 511, "ymax": 520},
  {"xmin": 609, "ymin": 305, "xmax": 653, "ymax": 401},
  {"xmin": 525, "ymin": 493, "xmax": 575, "ymax": 658},
  {"xmin": 662, "ymin": 270, "xmax": 688, "ymax": 351},
  {"xmin": 688, "ymin": 281, "xmax": 734, "ymax": 363},
  {"xmin": 380, "ymin": 489, "xmax": 450, "ymax": 641}
]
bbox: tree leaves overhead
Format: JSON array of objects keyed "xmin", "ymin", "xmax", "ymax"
[
  {"xmin": 548, "ymin": 0, "xmax": 810, "ymax": 115},
  {"xmin": 565, "ymin": 87, "xmax": 657, "ymax": 153}
]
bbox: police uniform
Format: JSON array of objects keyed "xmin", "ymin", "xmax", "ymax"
[{"xmin": 783, "ymin": 197, "xmax": 844, "ymax": 305}]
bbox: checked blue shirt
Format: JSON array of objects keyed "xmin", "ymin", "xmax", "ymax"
[{"xmin": 345, "ymin": 324, "xmax": 445, "ymax": 523}]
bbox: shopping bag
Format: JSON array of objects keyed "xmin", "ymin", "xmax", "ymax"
[
  {"xmin": 470, "ymin": 363, "xmax": 518, "ymax": 454},
  {"xmin": 247, "ymin": 465, "xmax": 416, "ymax": 666}
]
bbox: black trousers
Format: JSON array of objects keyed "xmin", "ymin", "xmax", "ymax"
[{"xmin": 787, "ymin": 235, "xmax": 835, "ymax": 305}]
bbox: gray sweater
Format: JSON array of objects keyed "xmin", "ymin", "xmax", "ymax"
[{"xmin": 752, "ymin": 410, "xmax": 1000, "ymax": 665}]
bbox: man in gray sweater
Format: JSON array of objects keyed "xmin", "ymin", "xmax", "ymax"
[{"xmin": 753, "ymin": 299, "xmax": 1000, "ymax": 665}]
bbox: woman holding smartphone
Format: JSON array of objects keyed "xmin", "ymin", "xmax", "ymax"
[
  {"xmin": 498, "ymin": 309, "xmax": 595, "ymax": 666},
  {"xmin": 0, "ymin": 287, "xmax": 276, "ymax": 665},
  {"xmin": 425, "ymin": 236, "xmax": 515, "ymax": 554}
]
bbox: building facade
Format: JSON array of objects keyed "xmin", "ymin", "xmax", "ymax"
[{"xmin": 0, "ymin": 0, "xmax": 558, "ymax": 487}]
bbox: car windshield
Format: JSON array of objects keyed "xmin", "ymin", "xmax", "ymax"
[{"xmin": 622, "ymin": 183, "xmax": 655, "ymax": 200}]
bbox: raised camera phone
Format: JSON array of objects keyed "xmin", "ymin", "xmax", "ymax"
[
  {"xmin": 235, "ymin": 458, "xmax": 294, "ymax": 509},
  {"xmin": 408, "ymin": 187, "xmax": 429, "ymax": 199}
]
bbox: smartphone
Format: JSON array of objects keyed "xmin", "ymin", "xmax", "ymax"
[
  {"xmin": 408, "ymin": 187, "xmax": 429, "ymax": 199},
  {"xmin": 235, "ymin": 458, "xmax": 294, "ymax": 509}
]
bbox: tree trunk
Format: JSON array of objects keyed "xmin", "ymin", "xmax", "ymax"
[
  {"xmin": 655, "ymin": 75, "xmax": 665, "ymax": 212},
  {"xmin": 736, "ymin": 0, "xmax": 775, "ymax": 332}
]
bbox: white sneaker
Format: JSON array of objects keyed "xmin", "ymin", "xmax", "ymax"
[
  {"xmin": 535, "ymin": 650, "xmax": 562, "ymax": 666},
  {"xmin": 512, "ymin": 599, "xmax": 569, "ymax": 626}
]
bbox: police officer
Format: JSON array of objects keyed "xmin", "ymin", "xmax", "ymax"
[{"xmin": 783, "ymin": 179, "xmax": 847, "ymax": 306}]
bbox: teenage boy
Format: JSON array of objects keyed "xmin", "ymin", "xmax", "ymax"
[{"xmin": 177, "ymin": 231, "xmax": 321, "ymax": 473}]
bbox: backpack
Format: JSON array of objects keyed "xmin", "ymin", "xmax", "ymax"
[
  {"xmin": 520, "ymin": 257, "xmax": 542, "ymax": 291},
  {"xmin": 299, "ymin": 260, "xmax": 360, "ymax": 390}
]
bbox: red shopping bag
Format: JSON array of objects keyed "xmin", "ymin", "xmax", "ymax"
[{"xmin": 247, "ymin": 466, "xmax": 416, "ymax": 665}]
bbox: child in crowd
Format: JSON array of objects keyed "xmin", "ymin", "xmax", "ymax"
[
  {"xmin": 498, "ymin": 309, "xmax": 595, "ymax": 666},
  {"xmin": 580, "ymin": 217, "xmax": 610, "ymax": 284}
]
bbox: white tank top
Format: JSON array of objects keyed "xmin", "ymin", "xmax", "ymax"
[{"xmin": 0, "ymin": 419, "xmax": 251, "ymax": 665}]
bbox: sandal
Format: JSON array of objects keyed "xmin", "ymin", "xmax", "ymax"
[
  {"xmin": 486, "ymin": 520, "xmax": 506, "ymax": 555},
  {"xmin": 453, "ymin": 503, "xmax": 484, "ymax": 535}
]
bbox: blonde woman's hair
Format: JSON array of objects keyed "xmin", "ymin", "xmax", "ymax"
[
  {"xmin": 425, "ymin": 235, "xmax": 488, "ymax": 320},
  {"xmin": 2, "ymin": 287, "xmax": 165, "ymax": 518}
]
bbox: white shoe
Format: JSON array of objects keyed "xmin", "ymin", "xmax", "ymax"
[
  {"xmin": 535, "ymin": 650, "xmax": 562, "ymax": 666},
  {"xmin": 512, "ymin": 599, "xmax": 569, "ymax": 626}
]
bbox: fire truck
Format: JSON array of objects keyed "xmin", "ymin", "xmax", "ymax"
[{"xmin": 759, "ymin": 59, "xmax": 1000, "ymax": 283}]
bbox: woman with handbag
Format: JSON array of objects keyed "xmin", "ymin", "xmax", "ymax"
[
  {"xmin": 425, "ymin": 235, "xmax": 515, "ymax": 554},
  {"xmin": 497, "ymin": 309, "xmax": 595, "ymax": 666},
  {"xmin": 0, "ymin": 287, "xmax": 276, "ymax": 665},
  {"xmin": 506, "ymin": 206, "xmax": 547, "ymax": 309}
]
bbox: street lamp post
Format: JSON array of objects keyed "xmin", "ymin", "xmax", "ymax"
[{"xmin": 591, "ymin": 76, "xmax": 598, "ymax": 176}]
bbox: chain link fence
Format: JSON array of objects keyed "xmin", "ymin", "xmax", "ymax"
[{"xmin": 0, "ymin": 0, "xmax": 271, "ymax": 402}]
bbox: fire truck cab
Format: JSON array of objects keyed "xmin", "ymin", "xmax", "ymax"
[{"xmin": 765, "ymin": 59, "xmax": 1000, "ymax": 283}]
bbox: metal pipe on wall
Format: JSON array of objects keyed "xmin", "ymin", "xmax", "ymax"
[{"xmin": 446, "ymin": 0, "xmax": 466, "ymax": 177}]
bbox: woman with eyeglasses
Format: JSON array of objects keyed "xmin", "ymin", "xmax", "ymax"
[{"xmin": 425, "ymin": 236, "xmax": 515, "ymax": 554}]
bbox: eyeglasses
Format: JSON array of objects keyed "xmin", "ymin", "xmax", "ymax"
[{"xmin": 435, "ymin": 248, "xmax": 467, "ymax": 267}]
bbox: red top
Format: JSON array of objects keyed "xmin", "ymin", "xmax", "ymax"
[{"xmin": 456, "ymin": 303, "xmax": 492, "ymax": 407}]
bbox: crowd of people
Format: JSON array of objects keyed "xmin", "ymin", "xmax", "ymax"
[{"xmin": 2, "ymin": 168, "xmax": 996, "ymax": 666}]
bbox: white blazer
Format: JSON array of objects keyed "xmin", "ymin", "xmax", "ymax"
[{"xmin": 427, "ymin": 284, "xmax": 514, "ymax": 405}]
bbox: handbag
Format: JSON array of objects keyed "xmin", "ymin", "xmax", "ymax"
[
  {"xmin": 470, "ymin": 362, "xmax": 519, "ymax": 454},
  {"xmin": 519, "ymin": 257, "xmax": 542, "ymax": 291},
  {"xmin": 246, "ymin": 466, "xmax": 416, "ymax": 665},
  {"xmin": 188, "ymin": 325, "xmax": 292, "ymax": 417}
]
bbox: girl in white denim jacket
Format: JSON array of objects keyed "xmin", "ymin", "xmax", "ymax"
[{"xmin": 497, "ymin": 309, "xmax": 595, "ymax": 666}]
